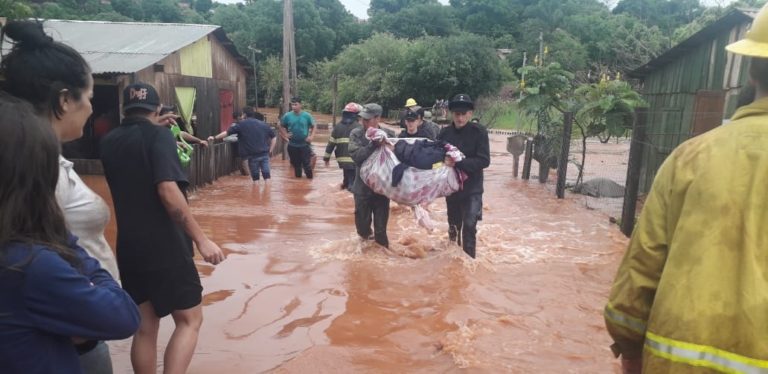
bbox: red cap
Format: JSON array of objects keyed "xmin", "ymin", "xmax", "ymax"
[{"xmin": 343, "ymin": 102, "xmax": 361, "ymax": 113}]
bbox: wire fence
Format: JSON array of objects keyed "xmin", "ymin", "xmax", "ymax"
[
  {"xmin": 513, "ymin": 108, "xmax": 696, "ymax": 227},
  {"xmin": 563, "ymin": 137, "xmax": 631, "ymax": 219}
]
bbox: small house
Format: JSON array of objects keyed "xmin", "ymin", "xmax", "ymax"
[
  {"xmin": 2, "ymin": 19, "xmax": 251, "ymax": 159},
  {"xmin": 630, "ymin": 8, "xmax": 757, "ymax": 192}
]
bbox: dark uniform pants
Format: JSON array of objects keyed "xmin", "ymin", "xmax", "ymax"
[
  {"xmin": 287, "ymin": 145, "xmax": 313, "ymax": 178},
  {"xmin": 342, "ymin": 168, "xmax": 356, "ymax": 191},
  {"xmin": 446, "ymin": 193, "xmax": 483, "ymax": 258},
  {"xmin": 354, "ymin": 193, "xmax": 390, "ymax": 248}
]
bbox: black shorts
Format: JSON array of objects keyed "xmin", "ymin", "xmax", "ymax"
[{"xmin": 121, "ymin": 259, "xmax": 203, "ymax": 318}]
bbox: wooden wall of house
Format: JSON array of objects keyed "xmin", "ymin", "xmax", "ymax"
[
  {"xmin": 638, "ymin": 21, "xmax": 750, "ymax": 192},
  {"xmin": 129, "ymin": 34, "xmax": 248, "ymax": 138}
]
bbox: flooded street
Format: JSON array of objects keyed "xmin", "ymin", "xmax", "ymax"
[{"xmin": 85, "ymin": 134, "xmax": 628, "ymax": 373}]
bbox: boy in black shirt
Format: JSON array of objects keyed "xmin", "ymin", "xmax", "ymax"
[{"xmin": 101, "ymin": 83, "xmax": 224, "ymax": 374}]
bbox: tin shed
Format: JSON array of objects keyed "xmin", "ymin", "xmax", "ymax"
[
  {"xmin": 630, "ymin": 8, "xmax": 757, "ymax": 192},
  {"xmin": 2, "ymin": 19, "xmax": 251, "ymax": 159}
]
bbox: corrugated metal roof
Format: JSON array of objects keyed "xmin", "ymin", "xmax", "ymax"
[
  {"xmin": 3, "ymin": 19, "xmax": 222, "ymax": 74},
  {"xmin": 630, "ymin": 8, "xmax": 758, "ymax": 78}
]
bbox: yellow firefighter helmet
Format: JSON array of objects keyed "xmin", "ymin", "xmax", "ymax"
[{"xmin": 726, "ymin": 5, "xmax": 768, "ymax": 57}]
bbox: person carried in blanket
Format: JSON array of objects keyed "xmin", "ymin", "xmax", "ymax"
[
  {"xmin": 438, "ymin": 94, "xmax": 490, "ymax": 259},
  {"xmin": 399, "ymin": 108, "xmax": 437, "ymax": 140},
  {"xmin": 349, "ymin": 103, "xmax": 396, "ymax": 248}
]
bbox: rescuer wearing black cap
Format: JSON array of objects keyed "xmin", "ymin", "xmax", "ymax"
[{"xmin": 437, "ymin": 94, "xmax": 490, "ymax": 258}]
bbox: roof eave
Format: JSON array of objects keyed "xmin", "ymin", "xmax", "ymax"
[
  {"xmin": 212, "ymin": 28, "xmax": 252, "ymax": 72},
  {"xmin": 629, "ymin": 8, "xmax": 757, "ymax": 78}
]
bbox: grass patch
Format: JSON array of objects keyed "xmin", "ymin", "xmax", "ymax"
[
  {"xmin": 479, "ymin": 101, "xmax": 536, "ymax": 132},
  {"xmin": 492, "ymin": 109, "xmax": 536, "ymax": 132}
]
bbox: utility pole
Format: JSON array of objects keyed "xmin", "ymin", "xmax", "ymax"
[
  {"xmin": 520, "ymin": 51, "xmax": 527, "ymax": 100},
  {"xmin": 331, "ymin": 74, "xmax": 338, "ymax": 126},
  {"xmin": 248, "ymin": 46, "xmax": 261, "ymax": 109},
  {"xmin": 282, "ymin": 0, "xmax": 293, "ymax": 113},
  {"xmin": 288, "ymin": 0, "xmax": 298, "ymax": 97}
]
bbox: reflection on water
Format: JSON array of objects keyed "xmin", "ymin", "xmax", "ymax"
[{"xmin": 85, "ymin": 135, "xmax": 626, "ymax": 373}]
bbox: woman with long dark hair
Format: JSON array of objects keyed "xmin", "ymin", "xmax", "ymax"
[
  {"xmin": 1, "ymin": 19, "xmax": 126, "ymax": 373},
  {"xmin": 0, "ymin": 94, "xmax": 140, "ymax": 373}
]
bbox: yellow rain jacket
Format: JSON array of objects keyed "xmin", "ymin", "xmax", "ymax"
[{"xmin": 605, "ymin": 97, "xmax": 768, "ymax": 373}]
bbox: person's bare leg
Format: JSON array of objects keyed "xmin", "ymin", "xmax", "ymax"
[
  {"xmin": 131, "ymin": 302, "xmax": 161, "ymax": 374},
  {"xmin": 162, "ymin": 305, "xmax": 203, "ymax": 374}
]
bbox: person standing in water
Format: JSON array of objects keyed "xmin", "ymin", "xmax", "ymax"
[
  {"xmin": 438, "ymin": 94, "xmax": 490, "ymax": 259},
  {"xmin": 280, "ymin": 97, "xmax": 316, "ymax": 179},
  {"xmin": 324, "ymin": 102, "xmax": 362, "ymax": 191},
  {"xmin": 349, "ymin": 103, "xmax": 396, "ymax": 248},
  {"xmin": 101, "ymin": 82, "xmax": 225, "ymax": 374}
]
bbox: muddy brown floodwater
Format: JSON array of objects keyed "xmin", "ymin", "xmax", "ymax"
[{"xmin": 83, "ymin": 133, "xmax": 627, "ymax": 373}]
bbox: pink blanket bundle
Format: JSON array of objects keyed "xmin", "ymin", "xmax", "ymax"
[{"xmin": 360, "ymin": 128, "xmax": 467, "ymax": 230}]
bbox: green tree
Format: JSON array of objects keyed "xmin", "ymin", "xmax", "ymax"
[
  {"xmin": 293, "ymin": 0, "xmax": 337, "ymax": 62},
  {"xmin": 56, "ymin": 0, "xmax": 87, "ymax": 12},
  {"xmin": 321, "ymin": 33, "xmax": 409, "ymax": 110},
  {"xmin": 111, "ymin": 0, "xmax": 144, "ymax": 20},
  {"xmin": 305, "ymin": 32, "xmax": 505, "ymax": 113},
  {"xmin": 734, "ymin": 0, "xmax": 768, "ymax": 6},
  {"xmin": 518, "ymin": 62, "xmax": 574, "ymax": 181},
  {"xmin": 564, "ymin": 13, "xmax": 668, "ymax": 72},
  {"xmin": 141, "ymin": 0, "xmax": 182, "ymax": 22},
  {"xmin": 210, "ymin": 3, "xmax": 280, "ymax": 61},
  {"xmin": 449, "ymin": 0, "xmax": 523, "ymax": 38},
  {"xmin": 35, "ymin": 2, "xmax": 78, "ymax": 19},
  {"xmin": 211, "ymin": 0, "xmax": 367, "ymax": 73},
  {"xmin": 523, "ymin": 0, "xmax": 608, "ymax": 32},
  {"xmin": 180, "ymin": 8, "xmax": 207, "ymax": 24},
  {"xmin": 613, "ymin": 0, "xmax": 704, "ymax": 38},
  {"xmin": 400, "ymin": 33, "xmax": 505, "ymax": 105},
  {"xmin": 543, "ymin": 29, "xmax": 589, "ymax": 73},
  {"xmin": 671, "ymin": 6, "xmax": 726, "ymax": 44},
  {"xmin": 258, "ymin": 55, "xmax": 283, "ymax": 107},
  {"xmin": 194, "ymin": 0, "xmax": 212, "ymax": 14},
  {"xmin": 369, "ymin": 0, "xmax": 438, "ymax": 15},
  {"xmin": 571, "ymin": 78, "xmax": 646, "ymax": 184},
  {"xmin": 1, "ymin": 0, "xmax": 34, "ymax": 19},
  {"xmin": 315, "ymin": 0, "xmax": 372, "ymax": 46},
  {"xmin": 370, "ymin": 3, "xmax": 458, "ymax": 38},
  {"xmin": 87, "ymin": 11, "xmax": 135, "ymax": 21}
]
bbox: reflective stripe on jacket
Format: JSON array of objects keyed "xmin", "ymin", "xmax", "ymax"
[
  {"xmin": 605, "ymin": 97, "xmax": 768, "ymax": 372},
  {"xmin": 324, "ymin": 119, "xmax": 361, "ymax": 169}
]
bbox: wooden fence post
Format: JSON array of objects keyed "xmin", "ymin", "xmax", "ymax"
[
  {"xmin": 184, "ymin": 142, "xmax": 238, "ymax": 193},
  {"xmin": 506, "ymin": 134, "xmax": 527, "ymax": 178},
  {"xmin": 621, "ymin": 108, "xmax": 648, "ymax": 237},
  {"xmin": 522, "ymin": 137, "xmax": 533, "ymax": 180},
  {"xmin": 556, "ymin": 112, "xmax": 574, "ymax": 199},
  {"xmin": 538, "ymin": 158, "xmax": 549, "ymax": 183}
]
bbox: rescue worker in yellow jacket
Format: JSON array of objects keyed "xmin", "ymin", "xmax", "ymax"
[{"xmin": 605, "ymin": 5, "xmax": 768, "ymax": 373}]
